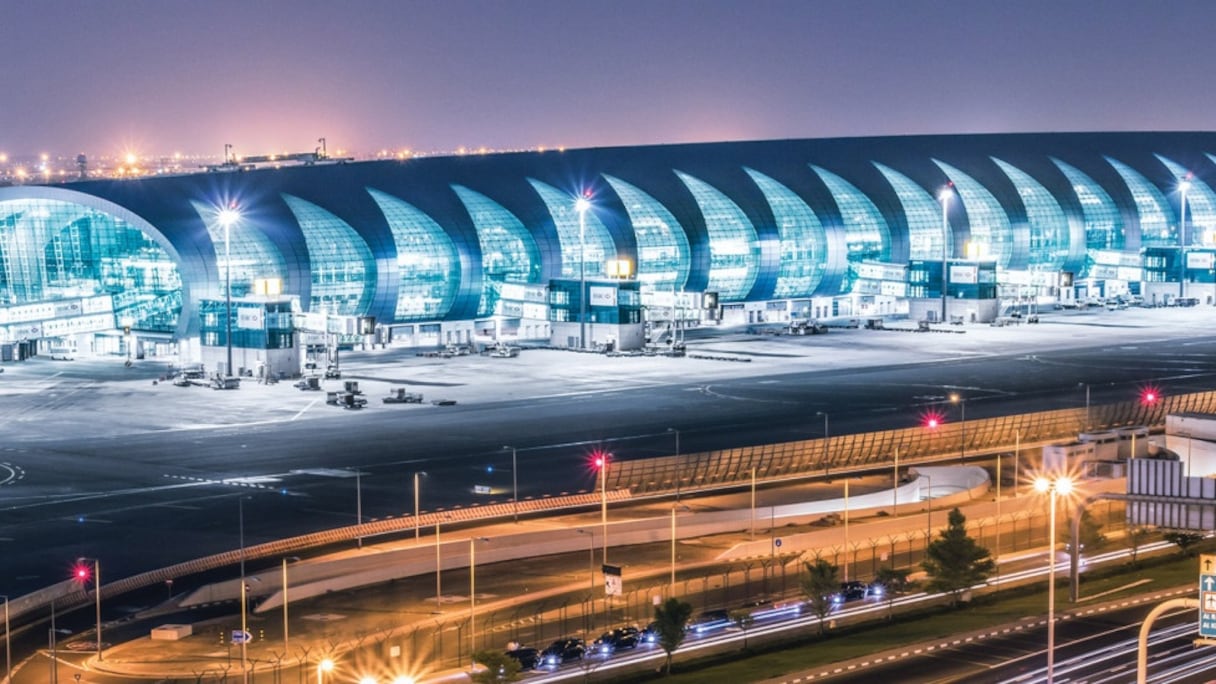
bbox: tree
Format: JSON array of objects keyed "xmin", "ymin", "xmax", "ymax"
[
  {"xmin": 1065, "ymin": 509, "xmax": 1107, "ymax": 554},
  {"xmin": 729, "ymin": 609, "xmax": 755, "ymax": 650},
  {"xmin": 471, "ymin": 649, "xmax": 520, "ymax": 683},
  {"xmin": 653, "ymin": 597, "xmax": 693, "ymax": 675},
  {"xmin": 799, "ymin": 558, "xmax": 839, "ymax": 635},
  {"xmin": 1126, "ymin": 525, "xmax": 1149, "ymax": 566},
  {"xmin": 922, "ymin": 507, "xmax": 995, "ymax": 607},
  {"xmin": 1165, "ymin": 531, "xmax": 1205, "ymax": 557},
  {"xmin": 873, "ymin": 566, "xmax": 912, "ymax": 620}
]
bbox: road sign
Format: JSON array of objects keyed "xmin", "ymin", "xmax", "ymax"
[
  {"xmin": 774, "ymin": 538, "xmax": 783, "ymax": 548},
  {"xmin": 231, "ymin": 630, "xmax": 252, "ymax": 644},
  {"xmin": 603, "ymin": 564, "xmax": 622, "ymax": 597},
  {"xmin": 1200, "ymin": 555, "xmax": 1216, "ymax": 638}
]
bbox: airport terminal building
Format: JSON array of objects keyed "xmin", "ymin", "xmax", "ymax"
[{"xmin": 2, "ymin": 131, "xmax": 1215, "ymax": 368}]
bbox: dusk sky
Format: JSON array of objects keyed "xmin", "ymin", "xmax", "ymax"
[{"xmin": 4, "ymin": 0, "xmax": 1216, "ymax": 159}]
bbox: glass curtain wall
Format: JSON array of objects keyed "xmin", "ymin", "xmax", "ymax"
[
  {"xmin": 190, "ymin": 200, "xmax": 286, "ymax": 299},
  {"xmin": 366, "ymin": 188, "xmax": 459, "ymax": 321},
  {"xmin": 602, "ymin": 175, "xmax": 690, "ymax": 294},
  {"xmin": 873, "ymin": 163, "xmax": 950, "ymax": 261},
  {"xmin": 810, "ymin": 165, "xmax": 890, "ymax": 293},
  {"xmin": 992, "ymin": 158, "xmax": 1071, "ymax": 271},
  {"xmin": 527, "ymin": 179, "xmax": 615, "ymax": 279},
  {"xmin": 1105, "ymin": 157, "xmax": 1175, "ymax": 247},
  {"xmin": 451, "ymin": 185, "xmax": 540, "ymax": 317},
  {"xmin": 674, "ymin": 171, "xmax": 760, "ymax": 301},
  {"xmin": 1156, "ymin": 156, "xmax": 1216, "ymax": 247},
  {"xmin": 281, "ymin": 194, "xmax": 375, "ymax": 315},
  {"xmin": 933, "ymin": 160, "xmax": 1013, "ymax": 266},
  {"xmin": 744, "ymin": 168, "xmax": 825, "ymax": 298}
]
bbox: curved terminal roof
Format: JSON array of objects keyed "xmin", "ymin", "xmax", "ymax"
[{"xmin": 2, "ymin": 131, "xmax": 1215, "ymax": 338}]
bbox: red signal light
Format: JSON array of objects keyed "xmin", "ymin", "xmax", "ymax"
[
  {"xmin": 73, "ymin": 564, "xmax": 91, "ymax": 582},
  {"xmin": 1142, "ymin": 390, "xmax": 1159, "ymax": 404},
  {"xmin": 926, "ymin": 418, "xmax": 939, "ymax": 429}
]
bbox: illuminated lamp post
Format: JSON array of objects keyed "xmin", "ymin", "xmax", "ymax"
[
  {"xmin": 218, "ymin": 206, "xmax": 241, "ymax": 378},
  {"xmin": 593, "ymin": 451, "xmax": 610, "ymax": 564},
  {"xmin": 575, "ymin": 194, "xmax": 592, "ymax": 350},
  {"xmin": 503, "ymin": 446, "xmax": 518, "ymax": 523},
  {"xmin": 1180, "ymin": 177, "xmax": 1191, "ymax": 301},
  {"xmin": 938, "ymin": 184, "xmax": 954, "ymax": 323},
  {"xmin": 73, "ymin": 559, "xmax": 102, "ymax": 661},
  {"xmin": 317, "ymin": 657, "xmax": 334, "ymax": 684},
  {"xmin": 949, "ymin": 393, "xmax": 966, "ymax": 463},
  {"xmin": 1034, "ymin": 474, "xmax": 1074, "ymax": 684},
  {"xmin": 1, "ymin": 593, "xmax": 9, "ymax": 684}
]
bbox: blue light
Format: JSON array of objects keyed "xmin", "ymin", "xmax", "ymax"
[{"xmin": 486, "ymin": 465, "xmax": 494, "ymax": 473}]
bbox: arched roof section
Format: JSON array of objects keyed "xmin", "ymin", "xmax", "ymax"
[
  {"xmin": 0, "ymin": 185, "xmax": 190, "ymax": 337},
  {"xmin": 1156, "ymin": 155, "xmax": 1216, "ymax": 247},
  {"xmin": 280, "ymin": 193, "xmax": 375, "ymax": 315},
  {"xmin": 873, "ymin": 163, "xmax": 949, "ymax": 262},
  {"xmin": 526, "ymin": 179, "xmax": 616, "ymax": 279},
  {"xmin": 991, "ymin": 158, "xmax": 1077, "ymax": 272},
  {"xmin": 366, "ymin": 188, "xmax": 460, "ymax": 322},
  {"xmin": 601, "ymin": 174, "xmax": 691, "ymax": 293},
  {"xmin": 933, "ymin": 160, "xmax": 1012, "ymax": 266},
  {"xmin": 1104, "ymin": 157, "xmax": 1175, "ymax": 248},
  {"xmin": 810, "ymin": 165, "xmax": 890, "ymax": 293},
  {"xmin": 744, "ymin": 168, "xmax": 826, "ymax": 298},
  {"xmin": 1050, "ymin": 158, "xmax": 1125, "ymax": 259},
  {"xmin": 450, "ymin": 184, "xmax": 540, "ymax": 317},
  {"xmin": 188, "ymin": 199, "xmax": 287, "ymax": 300},
  {"xmin": 673, "ymin": 171, "xmax": 760, "ymax": 302}
]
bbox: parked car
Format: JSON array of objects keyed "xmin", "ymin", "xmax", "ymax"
[
  {"xmin": 593, "ymin": 626, "xmax": 641, "ymax": 655},
  {"xmin": 503, "ymin": 646, "xmax": 540, "ymax": 671},
  {"xmin": 540, "ymin": 637, "xmax": 585, "ymax": 666}
]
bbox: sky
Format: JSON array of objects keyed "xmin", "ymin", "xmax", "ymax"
[{"xmin": 3, "ymin": 0, "xmax": 1216, "ymax": 160}]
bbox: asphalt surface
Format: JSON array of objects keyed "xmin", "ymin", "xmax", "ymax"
[{"xmin": 2, "ymin": 306, "xmax": 1216, "ymax": 601}]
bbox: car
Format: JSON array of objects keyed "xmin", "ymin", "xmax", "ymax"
[
  {"xmin": 688, "ymin": 609, "xmax": 732, "ymax": 634},
  {"xmin": 593, "ymin": 626, "xmax": 640, "ymax": 655},
  {"xmin": 640, "ymin": 621, "xmax": 660, "ymax": 644},
  {"xmin": 540, "ymin": 637, "xmax": 585, "ymax": 666},
  {"xmin": 833, "ymin": 581, "xmax": 869, "ymax": 605},
  {"xmin": 503, "ymin": 646, "xmax": 540, "ymax": 671}
]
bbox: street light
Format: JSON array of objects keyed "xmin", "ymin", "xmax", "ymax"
[
  {"xmin": 413, "ymin": 471, "xmax": 427, "ymax": 542},
  {"xmin": 816, "ymin": 412, "xmax": 829, "ymax": 474},
  {"xmin": 2, "ymin": 593, "xmax": 11, "ymax": 684},
  {"xmin": 503, "ymin": 446, "xmax": 518, "ymax": 523},
  {"xmin": 238, "ymin": 496, "xmax": 251, "ymax": 683},
  {"xmin": 1034, "ymin": 474, "xmax": 1074, "ymax": 684},
  {"xmin": 1079, "ymin": 383, "xmax": 1091, "ymax": 429},
  {"xmin": 594, "ymin": 451, "xmax": 609, "ymax": 564},
  {"xmin": 317, "ymin": 657, "xmax": 334, "ymax": 684},
  {"xmin": 949, "ymin": 393, "xmax": 966, "ymax": 463},
  {"xmin": 575, "ymin": 194, "xmax": 591, "ymax": 350},
  {"xmin": 922, "ymin": 473, "xmax": 934, "ymax": 539},
  {"xmin": 1180, "ymin": 176, "xmax": 1192, "ymax": 301},
  {"xmin": 668, "ymin": 428, "xmax": 681, "ymax": 502},
  {"xmin": 575, "ymin": 529, "xmax": 596, "ymax": 632},
  {"xmin": 217, "ymin": 206, "xmax": 241, "ymax": 378},
  {"xmin": 469, "ymin": 537, "xmax": 490, "ymax": 666},
  {"xmin": 73, "ymin": 558, "xmax": 102, "ymax": 661},
  {"xmin": 281, "ymin": 556, "xmax": 299, "ymax": 657},
  {"xmin": 938, "ymin": 184, "xmax": 954, "ymax": 323}
]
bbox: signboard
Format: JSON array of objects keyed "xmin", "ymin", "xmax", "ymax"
[
  {"xmin": 949, "ymin": 265, "xmax": 978, "ymax": 284},
  {"xmin": 603, "ymin": 564, "xmax": 622, "ymax": 597},
  {"xmin": 1187, "ymin": 252, "xmax": 1215, "ymax": 269},
  {"xmin": 231, "ymin": 630, "xmax": 252, "ymax": 644},
  {"xmin": 589, "ymin": 286, "xmax": 618, "ymax": 307},
  {"xmin": 237, "ymin": 307, "xmax": 265, "ymax": 330},
  {"xmin": 1202, "ymin": 554, "xmax": 1216, "ymax": 638}
]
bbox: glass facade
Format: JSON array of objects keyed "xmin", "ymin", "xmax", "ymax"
[
  {"xmin": 190, "ymin": 200, "xmax": 286, "ymax": 299},
  {"xmin": 527, "ymin": 179, "xmax": 616, "ymax": 279},
  {"xmin": 992, "ymin": 158, "xmax": 1071, "ymax": 270},
  {"xmin": 934, "ymin": 160, "xmax": 1012, "ymax": 266},
  {"xmin": 873, "ymin": 163, "xmax": 950, "ymax": 261},
  {"xmin": 281, "ymin": 194, "xmax": 375, "ymax": 315},
  {"xmin": 1105, "ymin": 157, "xmax": 1175, "ymax": 247},
  {"xmin": 1051, "ymin": 158, "xmax": 1124, "ymax": 259},
  {"xmin": 1, "ymin": 197, "xmax": 181, "ymax": 332},
  {"xmin": 744, "ymin": 168, "xmax": 825, "ymax": 298},
  {"xmin": 674, "ymin": 171, "xmax": 760, "ymax": 301},
  {"xmin": 811, "ymin": 165, "xmax": 890, "ymax": 293},
  {"xmin": 367, "ymin": 188, "xmax": 460, "ymax": 320},
  {"xmin": 1155, "ymin": 156, "xmax": 1216, "ymax": 247},
  {"xmin": 602, "ymin": 174, "xmax": 690, "ymax": 293},
  {"xmin": 451, "ymin": 185, "xmax": 541, "ymax": 316}
]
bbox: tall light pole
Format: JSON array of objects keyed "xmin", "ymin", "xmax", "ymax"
[
  {"xmin": 817, "ymin": 412, "xmax": 829, "ymax": 473},
  {"xmin": 503, "ymin": 446, "xmax": 518, "ymax": 523},
  {"xmin": 1180, "ymin": 177, "xmax": 1192, "ymax": 301},
  {"xmin": 1034, "ymin": 475, "xmax": 1074, "ymax": 684},
  {"xmin": 1080, "ymin": 383, "xmax": 1091, "ymax": 429},
  {"xmin": 949, "ymin": 393, "xmax": 966, "ymax": 463},
  {"xmin": 938, "ymin": 185, "xmax": 953, "ymax": 323},
  {"xmin": 238, "ymin": 497, "xmax": 249, "ymax": 683},
  {"xmin": 923, "ymin": 473, "xmax": 934, "ymax": 540},
  {"xmin": 575, "ymin": 195, "xmax": 591, "ymax": 350},
  {"xmin": 469, "ymin": 537, "xmax": 489, "ymax": 666},
  {"xmin": 413, "ymin": 471, "xmax": 428, "ymax": 542},
  {"xmin": 892, "ymin": 446, "xmax": 900, "ymax": 513},
  {"xmin": 843, "ymin": 479, "xmax": 850, "ymax": 582},
  {"xmin": 668, "ymin": 428, "xmax": 681, "ymax": 502},
  {"xmin": 74, "ymin": 558, "xmax": 102, "ymax": 662},
  {"xmin": 218, "ymin": 207, "xmax": 240, "ymax": 378},
  {"xmin": 1, "ymin": 594, "xmax": 9, "ymax": 684},
  {"xmin": 317, "ymin": 657, "xmax": 334, "ymax": 684},
  {"xmin": 595, "ymin": 452, "xmax": 609, "ymax": 564}
]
